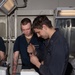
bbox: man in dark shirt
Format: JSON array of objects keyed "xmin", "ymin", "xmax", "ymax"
[
  {"xmin": 27, "ymin": 15, "xmax": 69, "ymax": 75},
  {"xmin": 0, "ymin": 37, "xmax": 6, "ymax": 65},
  {"xmin": 12, "ymin": 18, "xmax": 43, "ymax": 75}
]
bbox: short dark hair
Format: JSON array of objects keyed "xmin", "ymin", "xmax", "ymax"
[
  {"xmin": 21, "ymin": 18, "xmax": 31, "ymax": 25},
  {"xmin": 20, "ymin": 18, "xmax": 31, "ymax": 31},
  {"xmin": 32, "ymin": 15, "xmax": 53, "ymax": 29}
]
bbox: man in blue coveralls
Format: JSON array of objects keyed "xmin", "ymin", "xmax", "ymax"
[
  {"xmin": 12, "ymin": 18, "xmax": 44, "ymax": 75},
  {"xmin": 27, "ymin": 15, "xmax": 69, "ymax": 75}
]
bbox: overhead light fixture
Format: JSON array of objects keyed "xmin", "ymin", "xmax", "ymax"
[
  {"xmin": 0, "ymin": 0, "xmax": 16, "ymax": 15},
  {"xmin": 58, "ymin": 10, "xmax": 75, "ymax": 16},
  {"xmin": 55, "ymin": 7, "xmax": 75, "ymax": 18}
]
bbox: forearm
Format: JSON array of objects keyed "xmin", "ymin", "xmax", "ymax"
[
  {"xmin": 35, "ymin": 61, "xmax": 41, "ymax": 68},
  {"xmin": 0, "ymin": 51, "xmax": 5, "ymax": 60},
  {"xmin": 12, "ymin": 52, "xmax": 19, "ymax": 75},
  {"xmin": 12, "ymin": 59, "xmax": 18, "ymax": 75},
  {"xmin": 13, "ymin": 60, "xmax": 17, "ymax": 69}
]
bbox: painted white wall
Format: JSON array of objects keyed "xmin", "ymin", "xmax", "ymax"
[
  {"xmin": 24, "ymin": 0, "xmax": 58, "ymax": 10},
  {"xmin": 58, "ymin": 0, "xmax": 75, "ymax": 7},
  {"xmin": 19, "ymin": 0, "xmax": 75, "ymax": 10},
  {"xmin": 0, "ymin": 0, "xmax": 75, "ymax": 15}
]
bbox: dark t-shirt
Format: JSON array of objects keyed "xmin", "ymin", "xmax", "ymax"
[
  {"xmin": 13, "ymin": 34, "xmax": 44, "ymax": 69},
  {"xmin": 0, "ymin": 37, "xmax": 6, "ymax": 52}
]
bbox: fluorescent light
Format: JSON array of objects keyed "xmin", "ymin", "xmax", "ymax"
[
  {"xmin": 55, "ymin": 7, "xmax": 75, "ymax": 18},
  {"xmin": 3, "ymin": 0, "xmax": 14, "ymax": 11},
  {"xmin": 0, "ymin": 0, "xmax": 16, "ymax": 15},
  {"xmin": 58, "ymin": 10, "xmax": 75, "ymax": 16}
]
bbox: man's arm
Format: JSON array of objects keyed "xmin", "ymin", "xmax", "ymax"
[
  {"xmin": 0, "ymin": 37, "xmax": 6, "ymax": 61},
  {"xmin": 12, "ymin": 51, "xmax": 19, "ymax": 75},
  {"xmin": 0, "ymin": 51, "xmax": 5, "ymax": 61},
  {"xmin": 29, "ymin": 55, "xmax": 41, "ymax": 68}
]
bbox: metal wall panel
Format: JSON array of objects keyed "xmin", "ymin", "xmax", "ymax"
[{"xmin": 55, "ymin": 19, "xmax": 75, "ymax": 57}]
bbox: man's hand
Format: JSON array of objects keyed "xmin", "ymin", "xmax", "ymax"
[{"xmin": 27, "ymin": 43, "xmax": 36, "ymax": 56}]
